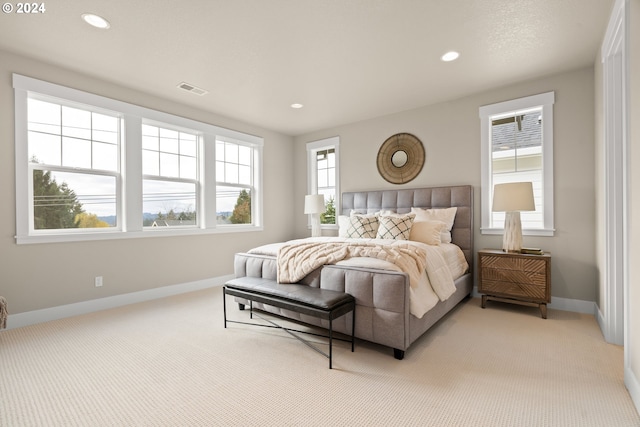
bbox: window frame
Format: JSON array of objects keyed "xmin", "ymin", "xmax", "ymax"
[
  {"xmin": 141, "ymin": 121, "xmax": 202, "ymax": 229},
  {"xmin": 306, "ymin": 136, "xmax": 340, "ymax": 229},
  {"xmin": 214, "ymin": 136, "xmax": 260, "ymax": 227},
  {"xmin": 14, "ymin": 74, "xmax": 263, "ymax": 244},
  {"xmin": 479, "ymin": 91, "xmax": 555, "ymax": 236},
  {"xmin": 26, "ymin": 95, "xmax": 123, "ymax": 235}
]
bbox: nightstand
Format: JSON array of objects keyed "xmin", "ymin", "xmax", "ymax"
[{"xmin": 478, "ymin": 249, "xmax": 551, "ymax": 319}]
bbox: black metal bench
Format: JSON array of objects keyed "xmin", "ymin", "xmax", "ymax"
[{"xmin": 223, "ymin": 277, "xmax": 355, "ymax": 369}]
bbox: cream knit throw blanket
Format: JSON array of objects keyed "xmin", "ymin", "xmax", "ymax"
[
  {"xmin": 276, "ymin": 239, "xmax": 457, "ymax": 302},
  {"xmin": 0, "ymin": 296, "xmax": 7, "ymax": 329}
]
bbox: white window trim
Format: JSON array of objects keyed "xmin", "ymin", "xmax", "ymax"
[
  {"xmin": 13, "ymin": 74, "xmax": 263, "ymax": 244},
  {"xmin": 479, "ymin": 91, "xmax": 555, "ymax": 236},
  {"xmin": 307, "ymin": 136, "xmax": 340, "ymax": 229},
  {"xmin": 214, "ymin": 135, "xmax": 263, "ymax": 230}
]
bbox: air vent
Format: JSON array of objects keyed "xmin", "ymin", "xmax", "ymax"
[{"xmin": 177, "ymin": 82, "xmax": 208, "ymax": 96}]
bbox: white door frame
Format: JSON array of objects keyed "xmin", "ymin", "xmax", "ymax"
[{"xmin": 601, "ymin": 0, "xmax": 627, "ymax": 346}]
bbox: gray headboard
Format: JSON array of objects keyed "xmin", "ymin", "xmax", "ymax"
[{"xmin": 341, "ymin": 185, "xmax": 474, "ymax": 270}]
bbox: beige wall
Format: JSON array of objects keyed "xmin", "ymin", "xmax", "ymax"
[
  {"xmin": 294, "ymin": 67, "xmax": 598, "ymax": 302},
  {"xmin": 0, "ymin": 50, "xmax": 296, "ymax": 314}
]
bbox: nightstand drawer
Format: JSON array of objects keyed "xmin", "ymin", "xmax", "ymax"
[
  {"xmin": 480, "ymin": 266, "xmax": 547, "ymax": 287},
  {"xmin": 480, "ymin": 254, "xmax": 547, "ymax": 274},
  {"xmin": 480, "ymin": 279, "xmax": 548, "ymax": 302}
]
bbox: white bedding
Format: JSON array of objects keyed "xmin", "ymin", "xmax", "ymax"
[{"xmin": 247, "ymin": 237, "xmax": 469, "ymax": 319}]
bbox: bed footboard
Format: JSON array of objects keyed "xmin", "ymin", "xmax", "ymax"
[
  {"xmin": 320, "ymin": 265, "xmax": 410, "ymax": 352},
  {"xmin": 231, "ymin": 252, "xmax": 470, "ymax": 358},
  {"xmin": 233, "ymin": 252, "xmax": 411, "ymax": 352}
]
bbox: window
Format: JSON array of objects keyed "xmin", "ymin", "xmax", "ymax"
[
  {"xmin": 307, "ymin": 137, "xmax": 339, "ymax": 226},
  {"xmin": 14, "ymin": 74, "xmax": 263, "ymax": 243},
  {"xmin": 27, "ymin": 97, "xmax": 120, "ymax": 231},
  {"xmin": 479, "ymin": 91, "xmax": 555, "ymax": 236},
  {"xmin": 215, "ymin": 137, "xmax": 257, "ymax": 225},
  {"xmin": 142, "ymin": 123, "xmax": 199, "ymax": 227}
]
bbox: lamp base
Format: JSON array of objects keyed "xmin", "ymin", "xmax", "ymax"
[
  {"xmin": 502, "ymin": 211, "xmax": 523, "ymax": 253},
  {"xmin": 310, "ymin": 214, "xmax": 322, "ymax": 237}
]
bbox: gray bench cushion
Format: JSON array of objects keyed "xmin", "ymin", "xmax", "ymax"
[{"xmin": 225, "ymin": 277, "xmax": 353, "ymax": 310}]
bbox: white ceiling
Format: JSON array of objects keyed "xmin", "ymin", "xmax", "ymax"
[{"xmin": 0, "ymin": 0, "xmax": 613, "ymax": 136}]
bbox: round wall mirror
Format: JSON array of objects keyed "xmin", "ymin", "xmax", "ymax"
[
  {"xmin": 391, "ymin": 150, "xmax": 408, "ymax": 168},
  {"xmin": 377, "ymin": 133, "xmax": 425, "ymax": 184}
]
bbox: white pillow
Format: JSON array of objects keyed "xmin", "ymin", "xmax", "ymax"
[
  {"xmin": 376, "ymin": 213, "xmax": 416, "ymax": 240},
  {"xmin": 409, "ymin": 220, "xmax": 447, "ymax": 245},
  {"xmin": 338, "ymin": 215, "xmax": 350, "ymax": 237},
  {"xmin": 411, "ymin": 207, "xmax": 457, "ymax": 243},
  {"xmin": 346, "ymin": 214, "xmax": 379, "ymax": 238}
]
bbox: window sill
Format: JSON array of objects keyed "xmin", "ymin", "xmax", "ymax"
[
  {"xmin": 480, "ymin": 227, "xmax": 555, "ymax": 237},
  {"xmin": 15, "ymin": 225, "xmax": 264, "ymax": 245}
]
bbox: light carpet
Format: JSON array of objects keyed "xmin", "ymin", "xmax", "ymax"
[{"xmin": 1, "ymin": 287, "xmax": 638, "ymax": 427}]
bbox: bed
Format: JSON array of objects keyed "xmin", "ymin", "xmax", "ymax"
[{"xmin": 232, "ymin": 185, "xmax": 474, "ymax": 359}]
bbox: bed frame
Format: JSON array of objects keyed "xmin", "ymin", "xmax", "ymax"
[{"xmin": 233, "ymin": 185, "xmax": 474, "ymax": 359}]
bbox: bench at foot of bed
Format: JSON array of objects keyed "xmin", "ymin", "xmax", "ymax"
[{"xmin": 223, "ymin": 277, "xmax": 355, "ymax": 369}]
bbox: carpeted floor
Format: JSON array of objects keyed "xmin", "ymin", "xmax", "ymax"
[{"xmin": 1, "ymin": 287, "xmax": 638, "ymax": 426}]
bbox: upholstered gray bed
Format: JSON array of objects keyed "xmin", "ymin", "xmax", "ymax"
[{"xmin": 233, "ymin": 185, "xmax": 473, "ymax": 359}]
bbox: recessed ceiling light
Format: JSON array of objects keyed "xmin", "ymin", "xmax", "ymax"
[
  {"xmin": 82, "ymin": 13, "xmax": 110, "ymax": 29},
  {"xmin": 441, "ymin": 51, "xmax": 460, "ymax": 62},
  {"xmin": 291, "ymin": 103, "xmax": 304, "ymax": 109}
]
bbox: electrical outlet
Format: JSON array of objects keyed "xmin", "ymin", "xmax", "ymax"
[{"xmin": 95, "ymin": 276, "xmax": 103, "ymax": 287}]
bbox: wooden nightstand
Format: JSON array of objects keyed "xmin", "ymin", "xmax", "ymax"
[{"xmin": 478, "ymin": 249, "xmax": 551, "ymax": 319}]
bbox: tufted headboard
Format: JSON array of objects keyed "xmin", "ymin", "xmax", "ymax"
[{"xmin": 341, "ymin": 185, "xmax": 474, "ymax": 271}]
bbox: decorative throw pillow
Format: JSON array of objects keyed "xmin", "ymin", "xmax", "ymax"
[
  {"xmin": 346, "ymin": 214, "xmax": 379, "ymax": 238},
  {"xmin": 411, "ymin": 207, "xmax": 457, "ymax": 243},
  {"xmin": 409, "ymin": 220, "xmax": 447, "ymax": 245},
  {"xmin": 338, "ymin": 215, "xmax": 351, "ymax": 237},
  {"xmin": 376, "ymin": 213, "xmax": 416, "ymax": 240}
]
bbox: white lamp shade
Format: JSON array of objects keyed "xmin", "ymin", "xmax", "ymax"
[
  {"xmin": 304, "ymin": 194, "xmax": 325, "ymax": 214},
  {"xmin": 492, "ymin": 182, "xmax": 535, "ymax": 212}
]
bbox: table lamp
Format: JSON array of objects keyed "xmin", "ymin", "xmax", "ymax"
[
  {"xmin": 304, "ymin": 194, "xmax": 325, "ymax": 237},
  {"xmin": 492, "ymin": 182, "xmax": 535, "ymax": 252}
]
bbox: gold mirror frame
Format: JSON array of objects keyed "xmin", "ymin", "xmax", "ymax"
[{"xmin": 376, "ymin": 133, "xmax": 425, "ymax": 184}]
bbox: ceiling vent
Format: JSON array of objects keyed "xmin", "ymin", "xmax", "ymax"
[{"xmin": 177, "ymin": 82, "xmax": 208, "ymax": 96}]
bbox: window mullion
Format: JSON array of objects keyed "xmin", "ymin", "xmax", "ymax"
[
  {"xmin": 124, "ymin": 115, "xmax": 142, "ymax": 231},
  {"xmin": 203, "ymin": 134, "xmax": 216, "ymax": 228}
]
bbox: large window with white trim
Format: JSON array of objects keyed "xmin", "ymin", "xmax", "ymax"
[
  {"xmin": 14, "ymin": 74, "xmax": 263, "ymax": 244},
  {"xmin": 307, "ymin": 137, "xmax": 339, "ymax": 226},
  {"xmin": 479, "ymin": 91, "xmax": 555, "ymax": 236}
]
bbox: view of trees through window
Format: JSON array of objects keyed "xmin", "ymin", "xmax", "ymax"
[
  {"xmin": 320, "ymin": 196, "xmax": 335, "ymax": 225},
  {"xmin": 33, "ymin": 168, "xmax": 252, "ymax": 229},
  {"xmin": 316, "ymin": 148, "xmax": 336, "ymax": 224},
  {"xmin": 33, "ymin": 169, "xmax": 111, "ymax": 230}
]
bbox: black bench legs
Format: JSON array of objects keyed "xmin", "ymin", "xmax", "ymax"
[{"xmin": 223, "ymin": 280, "xmax": 355, "ymax": 369}]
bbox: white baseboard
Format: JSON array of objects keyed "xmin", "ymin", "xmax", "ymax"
[
  {"xmin": 625, "ymin": 365, "xmax": 640, "ymax": 414},
  {"xmin": 548, "ymin": 296, "xmax": 596, "ymax": 314},
  {"xmin": 596, "ymin": 305, "xmax": 606, "ymax": 335},
  {"xmin": 5, "ymin": 274, "xmax": 233, "ymax": 330},
  {"xmin": 471, "ymin": 287, "xmax": 597, "ymax": 315},
  {"xmin": 8, "ymin": 281, "xmax": 597, "ymax": 331}
]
